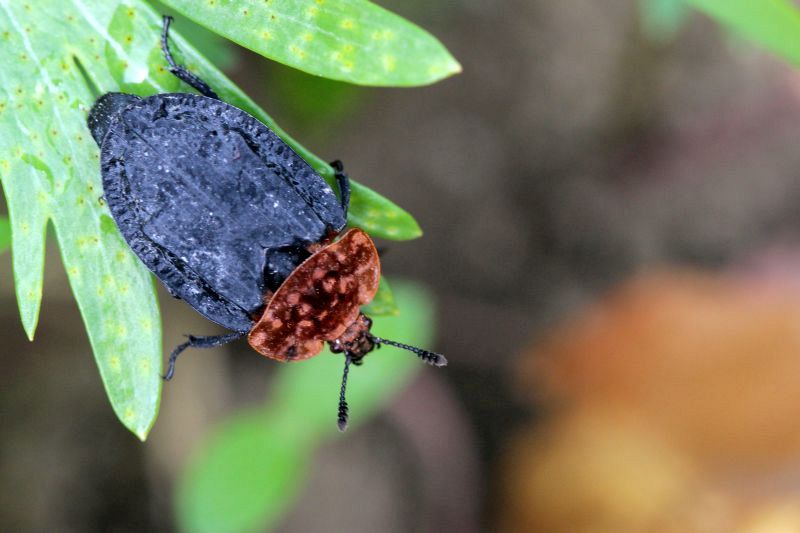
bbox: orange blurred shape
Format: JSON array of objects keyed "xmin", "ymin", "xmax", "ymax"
[
  {"xmin": 498, "ymin": 408, "xmax": 699, "ymax": 533},
  {"xmin": 523, "ymin": 269, "xmax": 800, "ymax": 472},
  {"xmin": 499, "ymin": 269, "xmax": 800, "ymax": 532}
]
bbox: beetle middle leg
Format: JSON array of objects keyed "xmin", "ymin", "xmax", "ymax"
[
  {"xmin": 163, "ymin": 331, "xmax": 245, "ymax": 380},
  {"xmin": 161, "ymin": 15, "xmax": 220, "ymax": 100},
  {"xmin": 330, "ymin": 160, "xmax": 351, "ymax": 218}
]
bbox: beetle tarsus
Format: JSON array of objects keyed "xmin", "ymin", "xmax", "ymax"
[
  {"xmin": 337, "ymin": 354, "xmax": 352, "ymax": 431},
  {"xmin": 161, "ymin": 15, "xmax": 220, "ymax": 100},
  {"xmin": 163, "ymin": 331, "xmax": 246, "ymax": 380},
  {"xmin": 330, "ymin": 160, "xmax": 351, "ymax": 220}
]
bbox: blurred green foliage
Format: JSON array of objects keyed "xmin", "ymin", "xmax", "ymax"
[
  {"xmin": 176, "ymin": 281, "xmax": 436, "ymax": 533},
  {"xmin": 685, "ymin": 0, "xmax": 800, "ymax": 65},
  {"xmin": 640, "ymin": 0, "xmax": 689, "ymax": 42},
  {"xmin": 0, "ymin": 0, "xmax": 457, "ymax": 438},
  {"xmin": 642, "ymin": 0, "xmax": 800, "ymax": 68}
]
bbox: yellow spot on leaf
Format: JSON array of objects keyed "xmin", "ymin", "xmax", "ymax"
[
  {"xmin": 382, "ymin": 54, "xmax": 396, "ymax": 72},
  {"xmin": 262, "ymin": 31, "xmax": 273, "ymax": 41},
  {"xmin": 289, "ymin": 45, "xmax": 306, "ymax": 59},
  {"xmin": 110, "ymin": 356, "xmax": 121, "ymax": 371},
  {"xmin": 340, "ymin": 19, "xmax": 355, "ymax": 30},
  {"xmin": 305, "ymin": 6, "xmax": 318, "ymax": 17},
  {"xmin": 124, "ymin": 407, "xmax": 135, "ymax": 421},
  {"xmin": 303, "ymin": 32, "xmax": 314, "ymax": 42}
]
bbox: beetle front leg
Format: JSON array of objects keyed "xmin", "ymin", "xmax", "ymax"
[{"xmin": 161, "ymin": 15, "xmax": 220, "ymax": 100}]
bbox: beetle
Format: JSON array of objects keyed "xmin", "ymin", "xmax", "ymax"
[{"xmin": 87, "ymin": 16, "xmax": 446, "ymax": 430}]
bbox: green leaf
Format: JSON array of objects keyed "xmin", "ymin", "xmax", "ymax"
[
  {"xmin": 160, "ymin": 0, "xmax": 461, "ymax": 87},
  {"xmin": 348, "ymin": 181, "xmax": 422, "ymax": 240},
  {"xmin": 0, "ymin": 216, "xmax": 9, "ymax": 254},
  {"xmin": 0, "ymin": 0, "xmax": 164, "ymax": 439},
  {"xmin": 361, "ymin": 274, "xmax": 398, "ymax": 316},
  {"xmin": 684, "ymin": 0, "xmax": 800, "ymax": 65},
  {"xmin": 176, "ymin": 281, "xmax": 436, "ymax": 533}
]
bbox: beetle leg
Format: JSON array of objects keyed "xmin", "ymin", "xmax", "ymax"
[
  {"xmin": 163, "ymin": 331, "xmax": 245, "ymax": 380},
  {"xmin": 330, "ymin": 160, "xmax": 350, "ymax": 220},
  {"xmin": 161, "ymin": 15, "xmax": 220, "ymax": 100}
]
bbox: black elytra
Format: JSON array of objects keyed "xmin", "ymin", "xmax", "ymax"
[
  {"xmin": 88, "ymin": 19, "xmax": 348, "ymax": 335},
  {"xmin": 88, "ymin": 16, "xmax": 446, "ymax": 431}
]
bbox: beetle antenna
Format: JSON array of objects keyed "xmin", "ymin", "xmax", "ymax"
[
  {"xmin": 370, "ymin": 337, "xmax": 448, "ymax": 367},
  {"xmin": 337, "ymin": 354, "xmax": 352, "ymax": 431}
]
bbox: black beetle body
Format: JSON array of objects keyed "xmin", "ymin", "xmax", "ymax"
[{"xmin": 89, "ymin": 92, "xmax": 346, "ymax": 332}]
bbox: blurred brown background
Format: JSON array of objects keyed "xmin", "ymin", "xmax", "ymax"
[{"xmin": 6, "ymin": 0, "xmax": 800, "ymax": 531}]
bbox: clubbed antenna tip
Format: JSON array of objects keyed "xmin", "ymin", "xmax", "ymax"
[
  {"xmin": 337, "ymin": 355, "xmax": 352, "ymax": 431},
  {"xmin": 337, "ymin": 407, "xmax": 349, "ymax": 432},
  {"xmin": 371, "ymin": 336, "xmax": 448, "ymax": 367}
]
